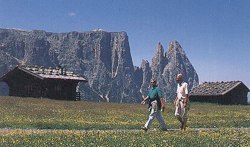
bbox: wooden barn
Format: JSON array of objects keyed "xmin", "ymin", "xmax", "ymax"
[
  {"xmin": 189, "ymin": 81, "xmax": 249, "ymax": 104},
  {"xmin": 0, "ymin": 65, "xmax": 87, "ymax": 100}
]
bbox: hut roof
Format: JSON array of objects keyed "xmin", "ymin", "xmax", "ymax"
[
  {"xmin": 189, "ymin": 81, "xmax": 249, "ymax": 96},
  {"xmin": 0, "ymin": 65, "xmax": 88, "ymax": 82}
]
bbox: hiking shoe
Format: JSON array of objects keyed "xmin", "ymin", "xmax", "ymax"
[
  {"xmin": 180, "ymin": 123, "xmax": 184, "ymax": 130},
  {"xmin": 182, "ymin": 122, "xmax": 187, "ymax": 131},
  {"xmin": 161, "ymin": 128, "xmax": 168, "ymax": 131},
  {"xmin": 141, "ymin": 127, "xmax": 148, "ymax": 132}
]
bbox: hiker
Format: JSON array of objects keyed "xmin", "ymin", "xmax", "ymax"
[
  {"xmin": 141, "ymin": 79, "xmax": 167, "ymax": 131},
  {"xmin": 174, "ymin": 74, "xmax": 189, "ymax": 130}
]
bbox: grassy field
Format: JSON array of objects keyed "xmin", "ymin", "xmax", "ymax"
[{"xmin": 0, "ymin": 96, "xmax": 249, "ymax": 146}]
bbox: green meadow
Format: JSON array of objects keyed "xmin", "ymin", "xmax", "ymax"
[{"xmin": 0, "ymin": 96, "xmax": 249, "ymax": 146}]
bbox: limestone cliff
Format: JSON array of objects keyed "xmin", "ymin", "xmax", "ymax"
[{"xmin": 0, "ymin": 28, "xmax": 198, "ymax": 102}]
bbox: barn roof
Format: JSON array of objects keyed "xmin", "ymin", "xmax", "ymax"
[
  {"xmin": 189, "ymin": 81, "xmax": 249, "ymax": 96},
  {"xmin": 0, "ymin": 65, "xmax": 88, "ymax": 82}
]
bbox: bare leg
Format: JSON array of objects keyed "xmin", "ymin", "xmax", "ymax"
[
  {"xmin": 176, "ymin": 116, "xmax": 184, "ymax": 130},
  {"xmin": 182, "ymin": 118, "xmax": 187, "ymax": 130}
]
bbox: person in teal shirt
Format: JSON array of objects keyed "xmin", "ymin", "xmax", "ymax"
[{"xmin": 141, "ymin": 79, "xmax": 167, "ymax": 132}]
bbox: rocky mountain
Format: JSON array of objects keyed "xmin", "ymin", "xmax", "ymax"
[
  {"xmin": 138, "ymin": 40, "xmax": 199, "ymax": 99},
  {"xmin": 0, "ymin": 28, "xmax": 199, "ymax": 102}
]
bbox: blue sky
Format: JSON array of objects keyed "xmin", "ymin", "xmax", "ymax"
[{"xmin": 0, "ymin": 0, "xmax": 250, "ymax": 91}]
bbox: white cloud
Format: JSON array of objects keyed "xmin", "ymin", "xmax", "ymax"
[{"xmin": 68, "ymin": 12, "xmax": 76, "ymax": 16}]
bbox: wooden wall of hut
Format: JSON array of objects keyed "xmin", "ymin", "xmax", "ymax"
[
  {"xmin": 6, "ymin": 68, "xmax": 43, "ymax": 98},
  {"xmin": 3, "ymin": 68, "xmax": 79, "ymax": 100},
  {"xmin": 42, "ymin": 79, "xmax": 78, "ymax": 100}
]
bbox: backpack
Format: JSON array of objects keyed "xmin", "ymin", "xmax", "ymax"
[{"xmin": 148, "ymin": 90, "xmax": 161, "ymax": 110}]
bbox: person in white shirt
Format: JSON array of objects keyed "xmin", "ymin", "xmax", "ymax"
[{"xmin": 174, "ymin": 74, "xmax": 189, "ymax": 130}]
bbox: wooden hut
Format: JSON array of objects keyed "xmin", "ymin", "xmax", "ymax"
[
  {"xmin": 189, "ymin": 81, "xmax": 249, "ymax": 104},
  {"xmin": 0, "ymin": 65, "xmax": 87, "ymax": 100}
]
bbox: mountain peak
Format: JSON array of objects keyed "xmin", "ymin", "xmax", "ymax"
[
  {"xmin": 151, "ymin": 42, "xmax": 167, "ymax": 79},
  {"xmin": 167, "ymin": 40, "xmax": 185, "ymax": 55},
  {"xmin": 155, "ymin": 42, "xmax": 164, "ymax": 57},
  {"xmin": 92, "ymin": 28, "xmax": 105, "ymax": 32}
]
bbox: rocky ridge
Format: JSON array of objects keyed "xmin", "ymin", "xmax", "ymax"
[{"xmin": 0, "ymin": 28, "xmax": 199, "ymax": 102}]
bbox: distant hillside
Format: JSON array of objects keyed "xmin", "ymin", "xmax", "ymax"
[{"xmin": 0, "ymin": 28, "xmax": 198, "ymax": 102}]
